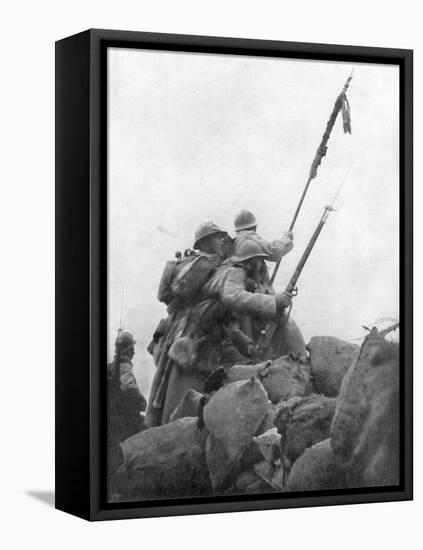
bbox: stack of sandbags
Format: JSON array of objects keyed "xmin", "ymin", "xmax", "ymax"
[
  {"xmin": 307, "ymin": 336, "xmax": 360, "ymax": 397},
  {"xmin": 286, "ymin": 439, "xmax": 346, "ymax": 491},
  {"xmin": 331, "ymin": 328, "xmax": 399, "ymax": 487},
  {"xmin": 113, "ymin": 328, "xmax": 399, "ymax": 500},
  {"xmin": 227, "ymin": 354, "xmax": 312, "ymax": 404},
  {"xmin": 272, "ymin": 394, "xmax": 337, "ymax": 464},
  {"xmin": 203, "ymin": 377, "xmax": 269, "ymax": 491},
  {"xmin": 117, "ymin": 417, "xmax": 210, "ymax": 500},
  {"xmin": 244, "ymin": 391, "xmax": 336, "ymax": 483}
]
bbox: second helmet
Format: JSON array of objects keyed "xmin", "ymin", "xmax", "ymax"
[{"xmin": 234, "ymin": 210, "xmax": 257, "ymax": 232}]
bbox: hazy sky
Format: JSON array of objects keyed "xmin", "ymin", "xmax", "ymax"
[{"xmin": 107, "ymin": 48, "xmax": 399, "ymax": 397}]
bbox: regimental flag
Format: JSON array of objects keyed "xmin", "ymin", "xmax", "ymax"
[{"xmin": 309, "ymin": 72, "xmax": 353, "ymax": 181}]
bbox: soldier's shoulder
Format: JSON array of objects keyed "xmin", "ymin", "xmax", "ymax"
[
  {"xmin": 236, "ymin": 231, "xmax": 267, "ymax": 246},
  {"xmin": 206, "ymin": 259, "xmax": 243, "ymax": 282},
  {"xmin": 234, "ymin": 230, "xmax": 255, "ymax": 242},
  {"xmin": 118, "ymin": 356, "xmax": 133, "ymax": 368},
  {"xmin": 220, "ymin": 258, "xmax": 244, "ymax": 269},
  {"xmin": 219, "ymin": 259, "xmax": 247, "ymax": 278}
]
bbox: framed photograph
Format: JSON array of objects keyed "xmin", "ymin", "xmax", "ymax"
[{"xmin": 55, "ymin": 29, "xmax": 413, "ymax": 521}]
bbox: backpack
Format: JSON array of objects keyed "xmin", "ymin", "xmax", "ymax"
[{"xmin": 158, "ymin": 250, "xmax": 215, "ymax": 306}]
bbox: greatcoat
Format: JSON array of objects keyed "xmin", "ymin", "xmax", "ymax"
[
  {"xmin": 147, "ymin": 257, "xmax": 305, "ymax": 427},
  {"xmin": 234, "ymin": 230, "xmax": 293, "ymax": 262},
  {"xmin": 107, "ymin": 354, "xmax": 147, "ymax": 446}
]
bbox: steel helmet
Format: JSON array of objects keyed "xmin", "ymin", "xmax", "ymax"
[
  {"xmin": 234, "ymin": 210, "xmax": 257, "ymax": 232},
  {"xmin": 193, "ymin": 221, "xmax": 227, "ymax": 249},
  {"xmin": 231, "ymin": 240, "xmax": 268, "ymax": 262},
  {"xmin": 115, "ymin": 330, "xmax": 136, "ymax": 353}
]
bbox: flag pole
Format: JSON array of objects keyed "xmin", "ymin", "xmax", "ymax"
[{"xmin": 270, "ymin": 70, "xmax": 353, "ymax": 286}]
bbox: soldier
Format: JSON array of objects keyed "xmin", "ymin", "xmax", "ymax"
[
  {"xmin": 233, "ymin": 209, "xmax": 293, "ymax": 263},
  {"xmin": 107, "ymin": 330, "xmax": 147, "ymax": 448},
  {"xmin": 203, "ymin": 240, "xmax": 306, "ymax": 359},
  {"xmin": 146, "ymin": 221, "xmax": 233, "ymax": 427},
  {"xmin": 192, "ymin": 220, "xmax": 234, "ymax": 261},
  {"xmin": 203, "ymin": 240, "xmax": 292, "ymax": 340},
  {"xmin": 158, "ymin": 242, "xmax": 295, "ymax": 423}
]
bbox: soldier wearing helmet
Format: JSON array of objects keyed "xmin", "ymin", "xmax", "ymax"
[
  {"xmin": 193, "ymin": 220, "xmax": 234, "ymax": 260},
  {"xmin": 233, "ymin": 209, "xmax": 293, "ymax": 263},
  {"xmin": 147, "ymin": 221, "xmax": 234, "ymax": 427},
  {"xmin": 200, "ymin": 239, "xmax": 306, "ymax": 359},
  {"xmin": 206, "ymin": 240, "xmax": 293, "ymax": 318},
  {"xmin": 107, "ymin": 330, "xmax": 147, "ymax": 447},
  {"xmin": 147, "ymin": 223, "xmax": 304, "ymax": 427}
]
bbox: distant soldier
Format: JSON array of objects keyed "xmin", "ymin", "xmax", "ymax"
[
  {"xmin": 107, "ymin": 330, "xmax": 146, "ymax": 448},
  {"xmin": 233, "ymin": 209, "xmax": 293, "ymax": 263}
]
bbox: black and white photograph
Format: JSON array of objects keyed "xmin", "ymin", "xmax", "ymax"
[
  {"xmin": 2, "ymin": 0, "xmax": 421, "ymax": 543},
  {"xmin": 106, "ymin": 47, "xmax": 401, "ymax": 502}
]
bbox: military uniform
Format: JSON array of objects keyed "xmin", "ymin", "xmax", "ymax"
[
  {"xmin": 202, "ymin": 253, "xmax": 306, "ymax": 360},
  {"xmin": 153, "ymin": 258, "xmax": 281, "ymax": 424},
  {"xmin": 147, "ymin": 221, "xmax": 303, "ymax": 427},
  {"xmin": 234, "ymin": 229, "xmax": 293, "ymax": 262},
  {"xmin": 146, "ymin": 250, "xmax": 225, "ymax": 427},
  {"xmin": 233, "ymin": 209, "xmax": 293, "ymax": 262},
  {"xmin": 204, "ymin": 259, "xmax": 276, "ymax": 319},
  {"xmin": 107, "ymin": 353, "xmax": 146, "ymax": 447},
  {"xmin": 147, "ymin": 258, "xmax": 305, "ymax": 426}
]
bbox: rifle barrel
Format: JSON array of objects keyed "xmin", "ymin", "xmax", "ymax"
[
  {"xmin": 286, "ymin": 206, "xmax": 331, "ymax": 292},
  {"xmin": 257, "ymin": 205, "xmax": 334, "ymax": 358}
]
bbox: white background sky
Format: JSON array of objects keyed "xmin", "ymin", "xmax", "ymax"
[{"xmin": 108, "ymin": 48, "xmax": 399, "ymax": 397}]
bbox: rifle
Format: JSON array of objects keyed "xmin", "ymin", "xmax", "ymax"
[
  {"xmin": 270, "ymin": 71, "xmax": 353, "ymax": 286},
  {"xmin": 257, "ymin": 176, "xmax": 348, "ymax": 360}
]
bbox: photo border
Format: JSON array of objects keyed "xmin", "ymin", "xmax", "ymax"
[{"xmin": 56, "ymin": 29, "xmax": 413, "ymax": 521}]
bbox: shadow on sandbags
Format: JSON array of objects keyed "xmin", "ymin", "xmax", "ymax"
[
  {"xmin": 278, "ymin": 393, "xmax": 337, "ymax": 464},
  {"xmin": 169, "ymin": 389, "xmax": 203, "ymax": 422},
  {"xmin": 227, "ymin": 354, "xmax": 312, "ymax": 404},
  {"xmin": 286, "ymin": 438, "xmax": 346, "ymax": 492},
  {"xmin": 267, "ymin": 316, "xmax": 307, "ymax": 359},
  {"xmin": 115, "ymin": 417, "xmax": 210, "ymax": 501},
  {"xmin": 331, "ymin": 328, "xmax": 400, "ymax": 488},
  {"xmin": 204, "ymin": 377, "xmax": 269, "ymax": 492},
  {"xmin": 307, "ymin": 336, "xmax": 360, "ymax": 397}
]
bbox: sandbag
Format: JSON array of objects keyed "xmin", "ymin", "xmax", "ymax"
[
  {"xmin": 307, "ymin": 336, "xmax": 360, "ymax": 397},
  {"xmin": 227, "ymin": 354, "xmax": 312, "ymax": 404},
  {"xmin": 256, "ymin": 403, "xmax": 280, "ymax": 435},
  {"xmin": 235, "ymin": 469, "xmax": 267, "ymax": 494},
  {"xmin": 286, "ymin": 439, "xmax": 346, "ymax": 492},
  {"xmin": 117, "ymin": 417, "xmax": 210, "ymax": 500},
  {"xmin": 267, "ymin": 316, "xmax": 307, "ymax": 359},
  {"xmin": 283, "ymin": 394, "xmax": 337, "ymax": 464},
  {"xmin": 252, "ymin": 428, "xmax": 285, "ymax": 490},
  {"xmin": 204, "ymin": 378, "xmax": 269, "ymax": 490},
  {"xmin": 169, "ymin": 389, "xmax": 203, "ymax": 421},
  {"xmin": 331, "ymin": 328, "xmax": 400, "ymax": 487}
]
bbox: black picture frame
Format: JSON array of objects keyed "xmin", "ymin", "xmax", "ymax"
[{"xmin": 55, "ymin": 28, "xmax": 413, "ymax": 521}]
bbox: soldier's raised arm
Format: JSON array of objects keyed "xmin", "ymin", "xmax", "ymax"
[{"xmin": 233, "ymin": 210, "xmax": 293, "ymax": 263}]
